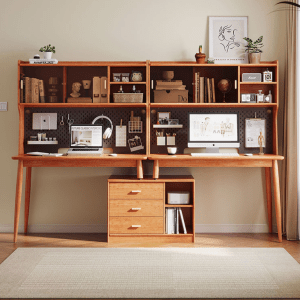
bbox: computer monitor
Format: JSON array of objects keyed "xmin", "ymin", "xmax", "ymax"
[{"xmin": 188, "ymin": 112, "xmax": 240, "ymax": 152}]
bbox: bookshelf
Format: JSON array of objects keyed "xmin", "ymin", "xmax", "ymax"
[{"xmin": 12, "ymin": 60, "xmax": 283, "ymax": 243}]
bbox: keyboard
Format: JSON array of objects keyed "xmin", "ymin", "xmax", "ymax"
[{"xmin": 190, "ymin": 153, "xmax": 239, "ymax": 157}]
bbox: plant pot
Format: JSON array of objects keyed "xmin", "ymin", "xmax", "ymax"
[
  {"xmin": 249, "ymin": 53, "xmax": 261, "ymax": 64},
  {"xmin": 195, "ymin": 52, "xmax": 206, "ymax": 64},
  {"xmin": 43, "ymin": 52, "xmax": 52, "ymax": 60}
]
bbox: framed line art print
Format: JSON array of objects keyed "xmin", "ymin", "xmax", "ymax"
[{"xmin": 209, "ymin": 16, "xmax": 248, "ymax": 64}]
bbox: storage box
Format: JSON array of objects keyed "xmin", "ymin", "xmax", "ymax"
[
  {"xmin": 167, "ymin": 191, "xmax": 190, "ymax": 204},
  {"xmin": 154, "ymin": 90, "xmax": 188, "ymax": 103},
  {"xmin": 113, "ymin": 93, "xmax": 143, "ymax": 103}
]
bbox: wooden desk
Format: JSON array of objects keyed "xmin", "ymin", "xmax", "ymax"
[
  {"xmin": 148, "ymin": 154, "xmax": 284, "ymax": 242},
  {"xmin": 11, "ymin": 154, "xmax": 147, "ymax": 242}
]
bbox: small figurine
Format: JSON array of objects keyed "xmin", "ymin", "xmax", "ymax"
[
  {"xmin": 131, "ymin": 71, "xmax": 143, "ymax": 82},
  {"xmin": 70, "ymin": 82, "xmax": 81, "ymax": 98},
  {"xmin": 258, "ymin": 131, "xmax": 265, "ymax": 155}
]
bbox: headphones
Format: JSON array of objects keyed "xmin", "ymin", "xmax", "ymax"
[{"xmin": 92, "ymin": 115, "xmax": 113, "ymax": 139}]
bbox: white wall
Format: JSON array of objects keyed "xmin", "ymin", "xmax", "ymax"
[{"xmin": 0, "ymin": 0, "xmax": 286, "ymax": 233}]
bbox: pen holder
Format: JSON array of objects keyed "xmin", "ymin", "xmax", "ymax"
[{"xmin": 157, "ymin": 137, "xmax": 166, "ymax": 146}]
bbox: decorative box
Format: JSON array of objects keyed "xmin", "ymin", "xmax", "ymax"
[
  {"xmin": 113, "ymin": 93, "xmax": 143, "ymax": 103},
  {"xmin": 167, "ymin": 192, "xmax": 190, "ymax": 204},
  {"xmin": 154, "ymin": 90, "xmax": 188, "ymax": 103}
]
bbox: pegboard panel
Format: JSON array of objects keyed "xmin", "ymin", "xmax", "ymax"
[
  {"xmin": 24, "ymin": 107, "xmax": 146, "ymax": 154},
  {"xmin": 150, "ymin": 107, "xmax": 273, "ymax": 155}
]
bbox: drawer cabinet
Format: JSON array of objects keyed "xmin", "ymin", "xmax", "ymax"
[{"xmin": 108, "ymin": 176, "xmax": 195, "ymax": 243}]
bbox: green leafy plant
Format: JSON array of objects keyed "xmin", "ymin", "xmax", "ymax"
[
  {"xmin": 243, "ymin": 36, "xmax": 263, "ymax": 53},
  {"xmin": 39, "ymin": 44, "xmax": 56, "ymax": 53}
]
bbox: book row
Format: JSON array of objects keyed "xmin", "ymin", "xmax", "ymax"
[
  {"xmin": 165, "ymin": 207, "xmax": 187, "ymax": 234},
  {"xmin": 194, "ymin": 73, "xmax": 216, "ymax": 103}
]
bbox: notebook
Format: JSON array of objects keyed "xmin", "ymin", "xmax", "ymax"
[{"xmin": 67, "ymin": 124, "xmax": 103, "ymax": 155}]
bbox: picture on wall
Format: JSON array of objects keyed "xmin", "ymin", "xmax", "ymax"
[{"xmin": 209, "ymin": 16, "xmax": 248, "ymax": 64}]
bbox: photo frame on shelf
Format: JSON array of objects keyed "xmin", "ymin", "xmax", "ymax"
[
  {"xmin": 157, "ymin": 112, "xmax": 171, "ymax": 125},
  {"xmin": 209, "ymin": 16, "xmax": 248, "ymax": 64}
]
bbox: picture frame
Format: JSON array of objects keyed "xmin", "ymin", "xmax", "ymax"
[
  {"xmin": 157, "ymin": 112, "xmax": 171, "ymax": 125},
  {"xmin": 128, "ymin": 135, "xmax": 144, "ymax": 152},
  {"xmin": 209, "ymin": 16, "xmax": 248, "ymax": 64},
  {"xmin": 245, "ymin": 118, "xmax": 266, "ymax": 148}
]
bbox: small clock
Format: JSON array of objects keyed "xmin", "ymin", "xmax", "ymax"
[{"xmin": 131, "ymin": 71, "xmax": 143, "ymax": 82}]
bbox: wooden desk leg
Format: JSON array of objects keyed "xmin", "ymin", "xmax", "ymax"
[
  {"xmin": 137, "ymin": 160, "xmax": 143, "ymax": 179},
  {"xmin": 265, "ymin": 167, "xmax": 272, "ymax": 233},
  {"xmin": 153, "ymin": 160, "xmax": 159, "ymax": 179},
  {"xmin": 272, "ymin": 160, "xmax": 282, "ymax": 242},
  {"xmin": 14, "ymin": 161, "xmax": 24, "ymax": 243},
  {"xmin": 24, "ymin": 167, "xmax": 32, "ymax": 234}
]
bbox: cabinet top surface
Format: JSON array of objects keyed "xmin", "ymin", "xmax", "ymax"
[
  {"xmin": 19, "ymin": 60, "xmax": 278, "ymax": 67},
  {"xmin": 108, "ymin": 175, "xmax": 195, "ymax": 182}
]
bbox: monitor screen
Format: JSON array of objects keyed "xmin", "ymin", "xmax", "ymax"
[
  {"xmin": 70, "ymin": 125, "xmax": 103, "ymax": 148},
  {"xmin": 188, "ymin": 113, "xmax": 239, "ymax": 146}
]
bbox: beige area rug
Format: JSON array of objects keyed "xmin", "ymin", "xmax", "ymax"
[{"xmin": 0, "ymin": 248, "xmax": 300, "ymax": 298}]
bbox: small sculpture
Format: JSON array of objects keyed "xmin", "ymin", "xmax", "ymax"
[
  {"xmin": 70, "ymin": 82, "xmax": 81, "ymax": 98},
  {"xmin": 258, "ymin": 131, "xmax": 265, "ymax": 155}
]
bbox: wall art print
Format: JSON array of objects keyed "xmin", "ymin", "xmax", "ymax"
[{"xmin": 209, "ymin": 16, "xmax": 248, "ymax": 64}]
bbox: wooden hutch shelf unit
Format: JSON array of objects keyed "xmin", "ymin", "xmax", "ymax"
[{"xmin": 12, "ymin": 60, "xmax": 283, "ymax": 243}]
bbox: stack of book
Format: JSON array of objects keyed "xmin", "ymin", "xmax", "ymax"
[
  {"xmin": 156, "ymin": 80, "xmax": 186, "ymax": 90},
  {"xmin": 21, "ymin": 77, "xmax": 45, "ymax": 103},
  {"xmin": 194, "ymin": 72, "xmax": 216, "ymax": 103},
  {"xmin": 165, "ymin": 207, "xmax": 187, "ymax": 234}
]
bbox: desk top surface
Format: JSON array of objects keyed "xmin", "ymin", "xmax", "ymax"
[
  {"xmin": 147, "ymin": 154, "xmax": 284, "ymax": 160},
  {"xmin": 12, "ymin": 154, "xmax": 148, "ymax": 161}
]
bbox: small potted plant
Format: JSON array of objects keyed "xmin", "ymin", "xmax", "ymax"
[
  {"xmin": 243, "ymin": 36, "xmax": 263, "ymax": 64},
  {"xmin": 39, "ymin": 44, "xmax": 56, "ymax": 60}
]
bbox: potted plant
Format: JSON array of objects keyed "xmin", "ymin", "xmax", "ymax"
[
  {"xmin": 39, "ymin": 44, "xmax": 56, "ymax": 60},
  {"xmin": 243, "ymin": 36, "xmax": 263, "ymax": 64}
]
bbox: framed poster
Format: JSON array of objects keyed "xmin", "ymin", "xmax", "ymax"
[
  {"xmin": 209, "ymin": 16, "xmax": 248, "ymax": 64},
  {"xmin": 245, "ymin": 118, "xmax": 266, "ymax": 148}
]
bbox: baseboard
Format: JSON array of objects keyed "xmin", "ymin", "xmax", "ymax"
[
  {"xmin": 195, "ymin": 224, "xmax": 271, "ymax": 233},
  {"xmin": 0, "ymin": 224, "xmax": 274, "ymax": 234},
  {"xmin": 0, "ymin": 224, "xmax": 107, "ymax": 233}
]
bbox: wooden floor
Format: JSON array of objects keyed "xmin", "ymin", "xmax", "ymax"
[{"xmin": 1, "ymin": 232, "xmax": 300, "ymax": 300}]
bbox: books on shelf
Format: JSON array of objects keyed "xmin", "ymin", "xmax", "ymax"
[
  {"xmin": 194, "ymin": 72, "xmax": 216, "ymax": 103},
  {"xmin": 165, "ymin": 207, "xmax": 187, "ymax": 234},
  {"xmin": 21, "ymin": 77, "xmax": 49, "ymax": 103}
]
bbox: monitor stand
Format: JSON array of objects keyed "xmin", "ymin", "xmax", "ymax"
[{"xmin": 205, "ymin": 147, "xmax": 219, "ymax": 153}]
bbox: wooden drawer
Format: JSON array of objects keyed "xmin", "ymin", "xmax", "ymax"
[
  {"xmin": 110, "ymin": 200, "xmax": 163, "ymax": 217},
  {"xmin": 109, "ymin": 183, "xmax": 164, "ymax": 200},
  {"xmin": 109, "ymin": 217, "xmax": 164, "ymax": 234}
]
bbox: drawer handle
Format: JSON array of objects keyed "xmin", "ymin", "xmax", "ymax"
[
  {"xmin": 132, "ymin": 208, "xmax": 141, "ymax": 210},
  {"xmin": 131, "ymin": 190, "xmax": 141, "ymax": 193},
  {"xmin": 131, "ymin": 225, "xmax": 141, "ymax": 228}
]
